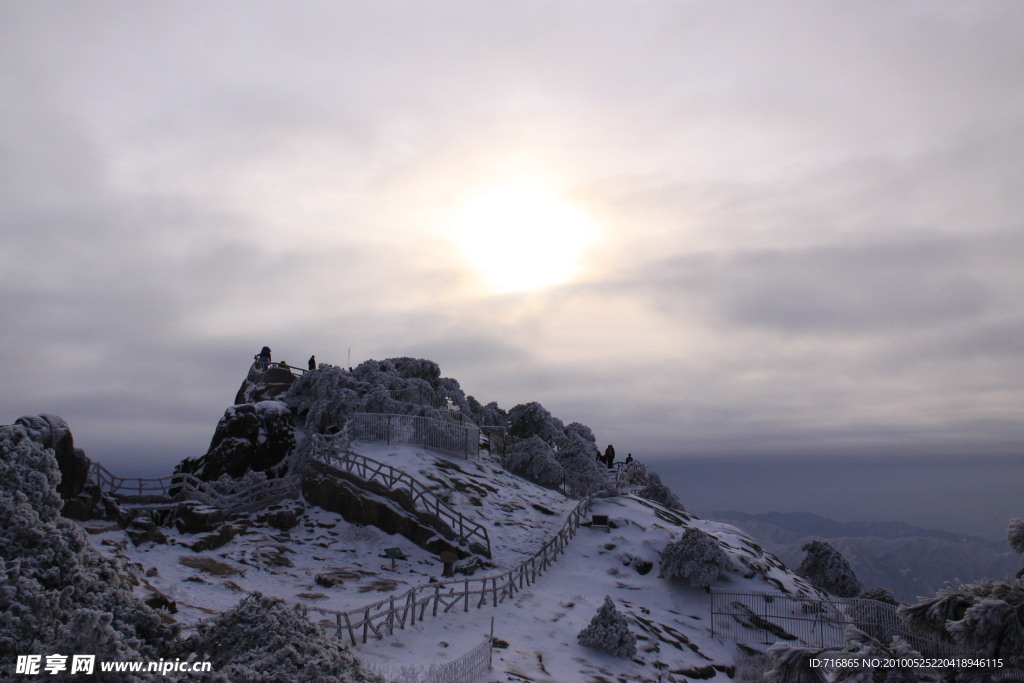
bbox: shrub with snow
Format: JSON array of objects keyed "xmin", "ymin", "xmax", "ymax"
[
  {"xmin": 796, "ymin": 540, "xmax": 862, "ymax": 598},
  {"xmin": 187, "ymin": 593, "xmax": 377, "ymax": 682},
  {"xmin": 577, "ymin": 595, "xmax": 636, "ymax": 658},
  {"xmin": 658, "ymin": 527, "xmax": 731, "ymax": 588}
]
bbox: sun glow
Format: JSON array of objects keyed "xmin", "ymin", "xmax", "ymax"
[{"xmin": 452, "ymin": 183, "xmax": 598, "ymax": 293}]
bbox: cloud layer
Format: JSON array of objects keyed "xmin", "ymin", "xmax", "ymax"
[{"xmin": 2, "ymin": 2, "xmax": 1022, "ymax": 476}]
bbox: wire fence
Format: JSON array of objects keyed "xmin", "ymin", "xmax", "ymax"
[
  {"xmin": 310, "ymin": 434, "xmax": 491, "ymax": 557},
  {"xmin": 349, "ymin": 413, "xmax": 480, "ymax": 460},
  {"xmin": 711, "ymin": 589, "xmax": 1024, "ymax": 679}
]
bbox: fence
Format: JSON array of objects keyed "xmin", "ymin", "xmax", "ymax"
[
  {"xmin": 388, "ymin": 385, "xmax": 449, "ymax": 410},
  {"xmin": 311, "ymin": 435, "xmax": 491, "ymax": 557},
  {"xmin": 87, "ymin": 462, "xmax": 301, "ymax": 514},
  {"xmin": 309, "ymin": 495, "xmax": 592, "ymax": 646},
  {"xmin": 711, "ymin": 590, "xmax": 968, "ymax": 653},
  {"xmin": 349, "ymin": 413, "xmax": 479, "ymax": 460},
  {"xmin": 424, "ymin": 635, "xmax": 492, "ymax": 683},
  {"xmin": 712, "ymin": 589, "xmax": 1024, "ymax": 679}
]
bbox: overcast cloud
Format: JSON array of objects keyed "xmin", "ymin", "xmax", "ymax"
[{"xmin": 2, "ymin": 1, "xmax": 1022, "ymax": 501}]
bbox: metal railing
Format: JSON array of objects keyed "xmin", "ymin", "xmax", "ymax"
[
  {"xmin": 349, "ymin": 413, "xmax": 479, "ymax": 460},
  {"xmin": 712, "ymin": 589, "xmax": 970, "ymax": 654},
  {"xmin": 310, "ymin": 434, "xmax": 491, "ymax": 557},
  {"xmin": 87, "ymin": 462, "xmax": 301, "ymax": 514},
  {"xmin": 711, "ymin": 589, "xmax": 1024, "ymax": 679},
  {"xmin": 309, "ymin": 496, "xmax": 592, "ymax": 645}
]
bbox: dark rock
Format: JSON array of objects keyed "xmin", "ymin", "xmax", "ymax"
[
  {"xmin": 235, "ymin": 364, "xmax": 296, "ymax": 405},
  {"xmin": 144, "ymin": 589, "xmax": 177, "ymax": 613},
  {"xmin": 256, "ymin": 504, "xmax": 303, "ymax": 531},
  {"xmin": 190, "ymin": 524, "xmax": 237, "ymax": 552},
  {"xmin": 175, "ymin": 401, "xmax": 296, "ymax": 482},
  {"xmin": 315, "ymin": 570, "xmax": 359, "ymax": 588},
  {"xmin": 15, "ymin": 414, "xmax": 91, "ymax": 500},
  {"xmin": 174, "ymin": 503, "xmax": 226, "ymax": 535},
  {"xmin": 302, "ymin": 460, "xmax": 469, "ymax": 559},
  {"xmin": 126, "ymin": 518, "xmax": 168, "ymax": 547}
]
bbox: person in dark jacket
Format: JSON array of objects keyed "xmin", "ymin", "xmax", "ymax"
[
  {"xmin": 308, "ymin": 355, "xmax": 316, "ymax": 371},
  {"xmin": 255, "ymin": 346, "xmax": 271, "ymax": 368},
  {"xmin": 603, "ymin": 444, "xmax": 616, "ymax": 468}
]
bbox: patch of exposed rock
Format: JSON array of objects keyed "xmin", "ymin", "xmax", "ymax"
[{"xmin": 302, "ymin": 459, "xmax": 476, "ymax": 559}]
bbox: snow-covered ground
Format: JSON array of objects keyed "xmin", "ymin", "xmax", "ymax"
[{"xmin": 83, "ymin": 441, "xmax": 818, "ymax": 682}]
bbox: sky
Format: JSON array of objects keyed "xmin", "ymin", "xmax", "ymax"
[{"xmin": 2, "ymin": 2, "xmax": 1022, "ymax": 531}]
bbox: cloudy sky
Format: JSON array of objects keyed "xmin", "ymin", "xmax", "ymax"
[{"xmin": 3, "ymin": 2, "xmax": 1022, "ymax": 508}]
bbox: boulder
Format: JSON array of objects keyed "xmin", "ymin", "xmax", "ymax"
[
  {"xmin": 256, "ymin": 503, "xmax": 303, "ymax": 531},
  {"xmin": 14, "ymin": 414, "xmax": 91, "ymax": 500},
  {"xmin": 173, "ymin": 503, "xmax": 227, "ymax": 535},
  {"xmin": 175, "ymin": 401, "xmax": 296, "ymax": 482},
  {"xmin": 190, "ymin": 524, "xmax": 238, "ymax": 552},
  {"xmin": 126, "ymin": 518, "xmax": 168, "ymax": 547},
  {"xmin": 235, "ymin": 364, "xmax": 296, "ymax": 404}
]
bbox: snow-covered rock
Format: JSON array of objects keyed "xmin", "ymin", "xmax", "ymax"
[{"xmin": 175, "ymin": 401, "xmax": 296, "ymax": 482}]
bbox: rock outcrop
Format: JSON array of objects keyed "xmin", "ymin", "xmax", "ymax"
[
  {"xmin": 14, "ymin": 414, "xmax": 91, "ymax": 500},
  {"xmin": 175, "ymin": 401, "xmax": 296, "ymax": 482},
  {"xmin": 235, "ymin": 364, "xmax": 296, "ymax": 405},
  {"xmin": 302, "ymin": 459, "xmax": 472, "ymax": 558}
]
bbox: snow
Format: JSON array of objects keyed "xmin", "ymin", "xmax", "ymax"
[{"xmin": 78, "ymin": 439, "xmax": 820, "ymax": 681}]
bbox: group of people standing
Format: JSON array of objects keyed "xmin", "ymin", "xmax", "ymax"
[
  {"xmin": 600, "ymin": 445, "xmax": 634, "ymax": 469},
  {"xmin": 253, "ymin": 346, "xmax": 317, "ymax": 371}
]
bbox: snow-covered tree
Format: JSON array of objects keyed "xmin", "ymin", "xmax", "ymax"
[
  {"xmin": 577, "ymin": 596, "xmax": 636, "ymax": 658},
  {"xmin": 467, "ymin": 397, "xmax": 506, "ymax": 427},
  {"xmin": 1008, "ymin": 518, "xmax": 1024, "ymax": 555},
  {"xmin": 0, "ymin": 422, "xmax": 176, "ymax": 673},
  {"xmin": 658, "ymin": 527, "xmax": 731, "ymax": 588},
  {"xmin": 897, "ymin": 575, "xmax": 1024, "ymax": 678},
  {"xmin": 564, "ymin": 421, "xmax": 596, "ymax": 444},
  {"xmin": 507, "ymin": 402, "xmax": 561, "ymax": 442},
  {"xmin": 187, "ymin": 593, "xmax": 378, "ymax": 682},
  {"xmin": 637, "ymin": 471, "xmax": 684, "ymax": 511},
  {"xmin": 554, "ymin": 432, "xmax": 607, "ymax": 495},
  {"xmin": 504, "ymin": 436, "xmax": 564, "ymax": 487},
  {"xmin": 796, "ymin": 540, "xmax": 862, "ymax": 598}
]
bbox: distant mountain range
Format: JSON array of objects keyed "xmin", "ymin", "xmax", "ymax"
[{"xmin": 708, "ymin": 510, "xmax": 1021, "ymax": 603}]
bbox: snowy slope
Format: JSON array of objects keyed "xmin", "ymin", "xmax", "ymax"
[{"xmin": 83, "ymin": 441, "xmax": 821, "ymax": 682}]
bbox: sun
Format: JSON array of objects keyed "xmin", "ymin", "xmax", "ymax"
[{"xmin": 452, "ymin": 183, "xmax": 598, "ymax": 293}]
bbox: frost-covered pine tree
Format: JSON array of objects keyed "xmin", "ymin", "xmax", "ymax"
[
  {"xmin": 0, "ymin": 422, "xmax": 176, "ymax": 673},
  {"xmin": 893, "ymin": 519, "xmax": 1024, "ymax": 678},
  {"xmin": 658, "ymin": 527, "xmax": 731, "ymax": 588},
  {"xmin": 504, "ymin": 435, "xmax": 564, "ymax": 487},
  {"xmin": 796, "ymin": 540, "xmax": 862, "ymax": 598},
  {"xmin": 577, "ymin": 595, "xmax": 636, "ymax": 658},
  {"xmin": 1008, "ymin": 518, "xmax": 1024, "ymax": 555},
  {"xmin": 187, "ymin": 593, "xmax": 378, "ymax": 682},
  {"xmin": 637, "ymin": 470, "xmax": 684, "ymax": 511}
]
